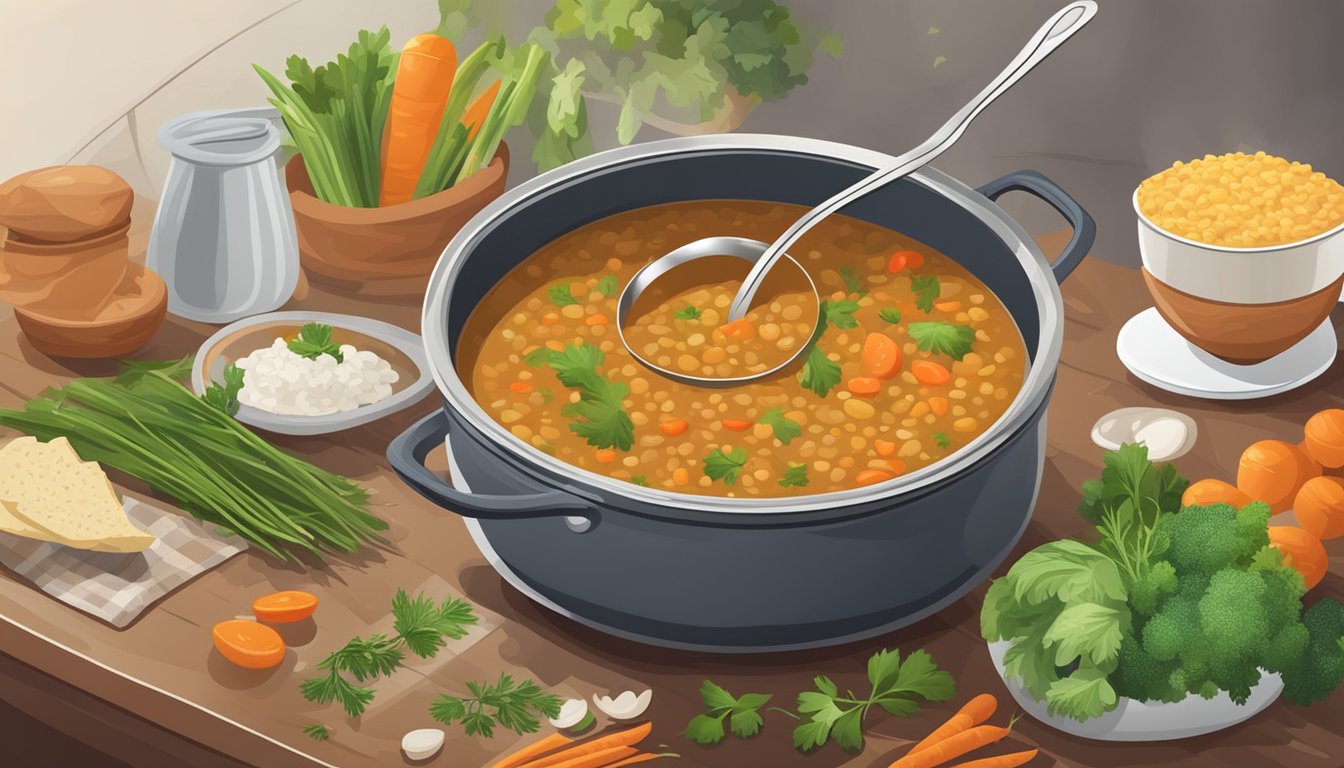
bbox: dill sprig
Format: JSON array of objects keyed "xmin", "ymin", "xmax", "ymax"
[{"xmin": 429, "ymin": 674, "xmax": 561, "ymax": 738}]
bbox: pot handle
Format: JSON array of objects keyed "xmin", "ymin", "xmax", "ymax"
[
  {"xmin": 388, "ymin": 411, "xmax": 597, "ymax": 521},
  {"xmin": 976, "ymin": 170, "xmax": 1096, "ymax": 283}
]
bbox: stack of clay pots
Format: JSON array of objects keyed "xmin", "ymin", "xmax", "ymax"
[{"xmin": 0, "ymin": 166, "xmax": 167, "ymax": 357}]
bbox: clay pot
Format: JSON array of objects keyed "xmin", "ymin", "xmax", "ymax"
[
  {"xmin": 15, "ymin": 264, "xmax": 167, "ymax": 358},
  {"xmin": 0, "ymin": 221, "xmax": 130, "ymax": 320},
  {"xmin": 285, "ymin": 144, "xmax": 508, "ymax": 298},
  {"xmin": 1142, "ymin": 268, "xmax": 1343, "ymax": 364}
]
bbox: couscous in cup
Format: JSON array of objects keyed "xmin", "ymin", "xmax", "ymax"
[{"xmin": 1135, "ymin": 152, "xmax": 1344, "ymax": 364}]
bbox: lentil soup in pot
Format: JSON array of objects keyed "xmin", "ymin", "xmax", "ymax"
[{"xmin": 458, "ymin": 200, "xmax": 1027, "ymax": 497}]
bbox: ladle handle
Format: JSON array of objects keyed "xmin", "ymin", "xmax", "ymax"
[{"xmin": 728, "ymin": 0, "xmax": 1097, "ymax": 321}]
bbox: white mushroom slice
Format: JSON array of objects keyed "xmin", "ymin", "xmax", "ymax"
[
  {"xmin": 401, "ymin": 728, "xmax": 445, "ymax": 761},
  {"xmin": 549, "ymin": 697, "xmax": 595, "ymax": 731},
  {"xmin": 593, "ymin": 689, "xmax": 652, "ymax": 720},
  {"xmin": 1090, "ymin": 407, "xmax": 1197, "ymax": 462}
]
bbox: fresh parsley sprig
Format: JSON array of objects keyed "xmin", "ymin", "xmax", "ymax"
[
  {"xmin": 302, "ymin": 723, "xmax": 331, "ymax": 742},
  {"xmin": 779, "ymin": 462, "xmax": 809, "ymax": 487},
  {"xmin": 300, "ymin": 590, "xmax": 477, "ymax": 718},
  {"xmin": 429, "ymin": 674, "xmax": 561, "ymax": 738},
  {"xmin": 596, "ymin": 274, "xmax": 620, "ymax": 297},
  {"xmin": 704, "ymin": 447, "xmax": 748, "ymax": 485},
  {"xmin": 796, "ymin": 299, "xmax": 856, "ymax": 397},
  {"xmin": 911, "ymin": 274, "xmax": 941, "ymax": 314},
  {"xmin": 535, "ymin": 343, "xmax": 635, "ymax": 451},
  {"xmin": 547, "ymin": 282, "xmax": 579, "ymax": 306},
  {"xmin": 793, "ymin": 648, "xmax": 955, "ymax": 753},
  {"xmin": 909, "ymin": 321, "xmax": 975, "ymax": 360},
  {"xmin": 202, "ymin": 363, "xmax": 245, "ymax": 417},
  {"xmin": 878, "ymin": 306, "xmax": 903, "ymax": 325},
  {"xmin": 288, "ymin": 322, "xmax": 344, "ymax": 363},
  {"xmin": 759, "ymin": 408, "xmax": 801, "ymax": 445},
  {"xmin": 674, "ymin": 303, "xmax": 702, "ymax": 320},
  {"xmin": 838, "ymin": 265, "xmax": 867, "ymax": 296},
  {"xmin": 684, "ymin": 680, "xmax": 774, "ymax": 744}
]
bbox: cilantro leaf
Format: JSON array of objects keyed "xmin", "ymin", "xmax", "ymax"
[
  {"xmin": 908, "ymin": 322, "xmax": 975, "ymax": 360},
  {"xmin": 792, "ymin": 648, "xmax": 953, "ymax": 754},
  {"xmin": 838, "ymin": 265, "xmax": 867, "ymax": 296},
  {"xmin": 674, "ymin": 303, "xmax": 702, "ymax": 320},
  {"xmin": 203, "ymin": 363, "xmax": 245, "ymax": 417},
  {"xmin": 779, "ymin": 462, "xmax": 809, "ymax": 487},
  {"xmin": 878, "ymin": 307, "xmax": 903, "ymax": 325},
  {"xmin": 933, "ymin": 432, "xmax": 951, "ymax": 449},
  {"xmin": 288, "ymin": 322, "xmax": 344, "ymax": 362},
  {"xmin": 302, "ymin": 723, "xmax": 330, "ymax": 742},
  {"xmin": 545, "ymin": 344, "xmax": 635, "ymax": 451},
  {"xmin": 824, "ymin": 299, "xmax": 860, "ymax": 329},
  {"xmin": 911, "ymin": 274, "xmax": 941, "ymax": 313},
  {"xmin": 798, "ymin": 345, "xmax": 842, "ymax": 397},
  {"xmin": 547, "ymin": 282, "xmax": 579, "ymax": 306},
  {"xmin": 536, "ymin": 386, "xmax": 554, "ymax": 404},
  {"xmin": 759, "ymin": 408, "xmax": 802, "ymax": 445},
  {"xmin": 630, "ymin": 474, "xmax": 649, "ymax": 487},
  {"xmin": 523, "ymin": 347, "xmax": 553, "ymax": 367},
  {"xmin": 596, "ymin": 274, "xmax": 619, "ymax": 297},
  {"xmin": 684, "ymin": 680, "xmax": 773, "ymax": 745},
  {"xmin": 704, "ymin": 447, "xmax": 747, "ymax": 486}
]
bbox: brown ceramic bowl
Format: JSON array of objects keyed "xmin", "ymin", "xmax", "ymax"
[
  {"xmin": 285, "ymin": 144, "xmax": 508, "ymax": 298},
  {"xmin": 15, "ymin": 264, "xmax": 167, "ymax": 358},
  {"xmin": 0, "ymin": 220, "xmax": 131, "ymax": 320},
  {"xmin": 1142, "ymin": 267, "xmax": 1343, "ymax": 364}
]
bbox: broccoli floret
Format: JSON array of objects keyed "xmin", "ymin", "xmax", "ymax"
[
  {"xmin": 1264, "ymin": 623, "xmax": 1310, "ymax": 675},
  {"xmin": 1283, "ymin": 599, "xmax": 1344, "ymax": 705},
  {"xmin": 1111, "ymin": 631, "xmax": 1180, "ymax": 703},
  {"xmin": 1158, "ymin": 502, "xmax": 1270, "ymax": 574},
  {"xmin": 1199, "ymin": 570, "xmax": 1270, "ymax": 660},
  {"xmin": 1144, "ymin": 594, "xmax": 1197, "ymax": 662},
  {"xmin": 1130, "ymin": 561, "xmax": 1178, "ymax": 617}
]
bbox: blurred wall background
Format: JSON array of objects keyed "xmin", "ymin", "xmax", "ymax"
[{"xmin": 3, "ymin": 0, "xmax": 1342, "ymax": 266}]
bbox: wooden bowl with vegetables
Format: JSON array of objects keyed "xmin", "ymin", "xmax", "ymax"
[{"xmin": 256, "ymin": 20, "xmax": 541, "ymax": 299}]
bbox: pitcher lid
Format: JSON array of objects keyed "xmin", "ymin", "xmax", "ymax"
[{"xmin": 157, "ymin": 108, "xmax": 282, "ymax": 167}]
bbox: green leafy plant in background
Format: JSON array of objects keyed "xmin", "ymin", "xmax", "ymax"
[{"xmin": 440, "ymin": 0, "xmax": 840, "ymax": 172}]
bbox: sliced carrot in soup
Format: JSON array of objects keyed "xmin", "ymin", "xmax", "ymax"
[{"xmin": 862, "ymin": 333, "xmax": 901, "ymax": 379}]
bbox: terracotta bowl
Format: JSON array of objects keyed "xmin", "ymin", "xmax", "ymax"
[
  {"xmin": 15, "ymin": 264, "xmax": 167, "ymax": 358},
  {"xmin": 1142, "ymin": 268, "xmax": 1343, "ymax": 364},
  {"xmin": 285, "ymin": 144, "xmax": 508, "ymax": 298},
  {"xmin": 0, "ymin": 220, "xmax": 131, "ymax": 320}
]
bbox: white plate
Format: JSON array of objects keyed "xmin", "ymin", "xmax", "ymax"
[
  {"xmin": 191, "ymin": 311, "xmax": 433, "ymax": 435},
  {"xmin": 1116, "ymin": 308, "xmax": 1336, "ymax": 400},
  {"xmin": 988, "ymin": 640, "xmax": 1283, "ymax": 741}
]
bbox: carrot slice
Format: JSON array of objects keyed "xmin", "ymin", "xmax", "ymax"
[
  {"xmin": 722, "ymin": 419, "xmax": 753, "ymax": 431},
  {"xmin": 252, "ymin": 590, "xmax": 318, "ymax": 624},
  {"xmin": 847, "ymin": 377, "xmax": 882, "ymax": 397},
  {"xmin": 212, "ymin": 620, "xmax": 285, "ymax": 670},
  {"xmin": 489, "ymin": 732, "xmax": 575, "ymax": 768},
  {"xmin": 719, "ymin": 318, "xmax": 756, "ymax": 341},
  {"xmin": 875, "ymin": 439, "xmax": 897, "ymax": 457},
  {"xmin": 586, "ymin": 314, "xmax": 610, "ymax": 326},
  {"xmin": 904, "ymin": 251, "xmax": 926, "ymax": 269},
  {"xmin": 929, "ymin": 396, "xmax": 949, "ymax": 416},
  {"xmin": 856, "ymin": 469, "xmax": 895, "ymax": 486},
  {"xmin": 889, "ymin": 724, "xmax": 1012, "ymax": 768},
  {"xmin": 944, "ymin": 749, "xmax": 1039, "ymax": 768},
  {"xmin": 863, "ymin": 333, "xmax": 902, "ymax": 379},
  {"xmin": 910, "ymin": 694, "xmax": 998, "ymax": 755},
  {"xmin": 888, "ymin": 250, "xmax": 924, "ymax": 272},
  {"xmin": 911, "ymin": 360, "xmax": 951, "ymax": 386},
  {"xmin": 518, "ymin": 723, "xmax": 652, "ymax": 768},
  {"xmin": 510, "ymin": 382, "xmax": 534, "ymax": 394},
  {"xmin": 659, "ymin": 419, "xmax": 689, "ymax": 436},
  {"xmin": 934, "ymin": 301, "xmax": 961, "ymax": 312},
  {"xmin": 887, "ymin": 459, "xmax": 907, "ymax": 474}
]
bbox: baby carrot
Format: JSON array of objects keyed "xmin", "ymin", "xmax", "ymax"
[
  {"xmin": 890, "ymin": 724, "xmax": 1012, "ymax": 768},
  {"xmin": 490, "ymin": 732, "xmax": 574, "ymax": 768},
  {"xmin": 519, "ymin": 723, "xmax": 653, "ymax": 768},
  {"xmin": 945, "ymin": 750, "xmax": 1039, "ymax": 768},
  {"xmin": 910, "ymin": 694, "xmax": 998, "ymax": 755},
  {"xmin": 911, "ymin": 360, "xmax": 951, "ymax": 386},
  {"xmin": 462, "ymin": 79, "xmax": 502, "ymax": 141},
  {"xmin": 529, "ymin": 746, "xmax": 636, "ymax": 768}
]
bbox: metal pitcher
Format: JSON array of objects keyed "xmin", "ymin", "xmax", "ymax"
[{"xmin": 148, "ymin": 107, "xmax": 299, "ymax": 323}]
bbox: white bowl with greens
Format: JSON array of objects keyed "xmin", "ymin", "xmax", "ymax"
[
  {"xmin": 980, "ymin": 443, "xmax": 1344, "ymax": 741},
  {"xmin": 192, "ymin": 311, "xmax": 432, "ymax": 435}
]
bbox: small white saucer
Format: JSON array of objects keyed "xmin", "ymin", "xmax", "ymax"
[{"xmin": 1116, "ymin": 308, "xmax": 1337, "ymax": 400}]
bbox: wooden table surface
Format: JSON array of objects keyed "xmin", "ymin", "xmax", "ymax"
[{"xmin": 0, "ymin": 225, "xmax": 1341, "ymax": 768}]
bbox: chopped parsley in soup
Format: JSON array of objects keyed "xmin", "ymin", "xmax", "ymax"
[{"xmin": 458, "ymin": 200, "xmax": 1027, "ymax": 497}]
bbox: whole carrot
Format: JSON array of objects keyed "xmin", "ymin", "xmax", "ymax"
[
  {"xmin": 379, "ymin": 15, "xmax": 458, "ymax": 205},
  {"xmin": 490, "ymin": 732, "xmax": 575, "ymax": 768},
  {"xmin": 947, "ymin": 749, "xmax": 1039, "ymax": 767},
  {"xmin": 530, "ymin": 745, "xmax": 637, "ymax": 768},
  {"xmin": 910, "ymin": 694, "xmax": 998, "ymax": 754},
  {"xmin": 463, "ymin": 80, "xmax": 502, "ymax": 141},
  {"xmin": 520, "ymin": 723, "xmax": 653, "ymax": 768},
  {"xmin": 890, "ymin": 724, "xmax": 1012, "ymax": 768}
]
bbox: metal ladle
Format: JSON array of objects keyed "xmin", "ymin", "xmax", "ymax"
[{"xmin": 616, "ymin": 0, "xmax": 1097, "ymax": 386}]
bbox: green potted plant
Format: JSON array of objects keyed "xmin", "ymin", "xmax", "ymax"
[{"xmin": 254, "ymin": 8, "xmax": 544, "ymax": 297}]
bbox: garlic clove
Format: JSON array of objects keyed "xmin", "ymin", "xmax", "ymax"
[
  {"xmin": 1091, "ymin": 407, "xmax": 1197, "ymax": 462},
  {"xmin": 592, "ymin": 689, "xmax": 652, "ymax": 720},
  {"xmin": 549, "ymin": 697, "xmax": 595, "ymax": 731},
  {"xmin": 401, "ymin": 728, "xmax": 445, "ymax": 761}
]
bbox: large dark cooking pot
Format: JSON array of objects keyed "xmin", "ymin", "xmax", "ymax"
[{"xmin": 389, "ymin": 135, "xmax": 1095, "ymax": 652}]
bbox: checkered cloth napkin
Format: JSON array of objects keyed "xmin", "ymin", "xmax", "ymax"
[{"xmin": 0, "ymin": 496, "xmax": 247, "ymax": 628}]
